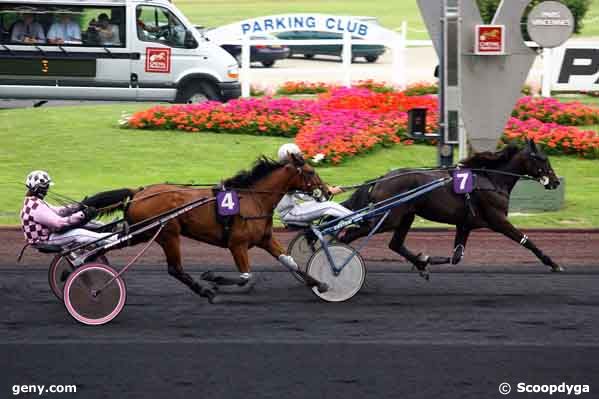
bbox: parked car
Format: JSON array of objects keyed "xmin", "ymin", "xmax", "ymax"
[
  {"xmin": 220, "ymin": 34, "xmax": 290, "ymax": 68},
  {"xmin": 0, "ymin": 0, "xmax": 241, "ymax": 103},
  {"xmin": 276, "ymin": 30, "xmax": 386, "ymax": 63}
]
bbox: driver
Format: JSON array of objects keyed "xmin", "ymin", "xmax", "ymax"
[
  {"xmin": 20, "ymin": 170, "xmax": 115, "ymax": 248},
  {"xmin": 275, "ymin": 143, "xmax": 353, "ymax": 226}
]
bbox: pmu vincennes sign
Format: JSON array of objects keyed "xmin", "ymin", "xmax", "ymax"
[
  {"xmin": 527, "ymin": 1, "xmax": 574, "ymax": 48},
  {"xmin": 205, "ymin": 14, "xmax": 394, "ymax": 43}
]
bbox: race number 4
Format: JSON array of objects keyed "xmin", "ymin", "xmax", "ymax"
[
  {"xmin": 216, "ymin": 191, "xmax": 240, "ymax": 216},
  {"xmin": 452, "ymin": 169, "xmax": 474, "ymax": 194}
]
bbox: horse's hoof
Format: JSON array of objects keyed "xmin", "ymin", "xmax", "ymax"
[
  {"xmin": 317, "ymin": 283, "xmax": 329, "ymax": 293},
  {"xmin": 201, "ymin": 271, "xmax": 216, "ymax": 281},
  {"xmin": 551, "ymin": 265, "xmax": 565, "ymax": 273},
  {"xmin": 205, "ymin": 290, "xmax": 218, "ymax": 304}
]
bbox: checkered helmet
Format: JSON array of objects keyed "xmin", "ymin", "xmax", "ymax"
[
  {"xmin": 25, "ymin": 170, "xmax": 54, "ymax": 191},
  {"xmin": 277, "ymin": 143, "xmax": 302, "ymax": 161}
]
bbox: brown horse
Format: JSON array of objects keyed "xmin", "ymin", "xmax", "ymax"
[
  {"xmin": 84, "ymin": 154, "xmax": 329, "ymax": 302},
  {"xmin": 341, "ymin": 140, "xmax": 563, "ymax": 275}
]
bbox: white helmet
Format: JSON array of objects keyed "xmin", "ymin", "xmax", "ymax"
[
  {"xmin": 277, "ymin": 143, "xmax": 302, "ymax": 161},
  {"xmin": 25, "ymin": 170, "xmax": 54, "ymax": 190}
]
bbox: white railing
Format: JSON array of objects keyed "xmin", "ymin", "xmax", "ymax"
[
  {"xmin": 213, "ymin": 21, "xmax": 435, "ymax": 97},
  {"xmin": 216, "ymin": 23, "xmax": 576, "ymax": 98}
]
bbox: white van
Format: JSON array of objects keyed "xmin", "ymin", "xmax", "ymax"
[{"xmin": 0, "ymin": 0, "xmax": 241, "ymax": 102}]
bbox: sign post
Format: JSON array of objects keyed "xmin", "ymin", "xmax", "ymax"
[{"xmin": 417, "ymin": 0, "xmax": 574, "ymax": 164}]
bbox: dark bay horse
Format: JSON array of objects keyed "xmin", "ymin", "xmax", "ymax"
[
  {"xmin": 84, "ymin": 154, "xmax": 329, "ymax": 302},
  {"xmin": 341, "ymin": 140, "xmax": 563, "ymax": 275}
]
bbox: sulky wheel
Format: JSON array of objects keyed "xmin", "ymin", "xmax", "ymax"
[
  {"xmin": 48, "ymin": 254, "xmax": 109, "ymax": 301},
  {"xmin": 287, "ymin": 232, "xmax": 322, "ymax": 283},
  {"xmin": 306, "ymin": 243, "xmax": 366, "ymax": 302},
  {"xmin": 63, "ymin": 263, "xmax": 126, "ymax": 326}
]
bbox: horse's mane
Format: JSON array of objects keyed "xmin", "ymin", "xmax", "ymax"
[
  {"xmin": 459, "ymin": 144, "xmax": 521, "ymax": 169},
  {"xmin": 222, "ymin": 156, "xmax": 286, "ymax": 188}
]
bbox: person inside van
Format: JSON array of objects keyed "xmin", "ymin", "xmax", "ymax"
[
  {"xmin": 88, "ymin": 13, "xmax": 120, "ymax": 46},
  {"xmin": 47, "ymin": 13, "xmax": 81, "ymax": 44},
  {"xmin": 136, "ymin": 8, "xmax": 159, "ymax": 39},
  {"xmin": 11, "ymin": 14, "xmax": 46, "ymax": 44}
]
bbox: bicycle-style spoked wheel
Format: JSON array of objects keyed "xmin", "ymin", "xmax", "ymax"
[
  {"xmin": 306, "ymin": 243, "xmax": 366, "ymax": 302},
  {"xmin": 287, "ymin": 232, "xmax": 322, "ymax": 283},
  {"xmin": 63, "ymin": 263, "xmax": 126, "ymax": 326},
  {"xmin": 48, "ymin": 254, "xmax": 109, "ymax": 301}
]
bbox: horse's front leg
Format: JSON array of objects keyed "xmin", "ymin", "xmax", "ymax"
[
  {"xmin": 259, "ymin": 235, "xmax": 329, "ymax": 293},
  {"xmin": 486, "ymin": 216, "xmax": 563, "ymax": 272}
]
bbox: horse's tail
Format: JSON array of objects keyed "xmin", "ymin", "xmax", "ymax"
[
  {"xmin": 82, "ymin": 188, "xmax": 141, "ymax": 217},
  {"xmin": 340, "ymin": 180, "xmax": 376, "ymax": 211}
]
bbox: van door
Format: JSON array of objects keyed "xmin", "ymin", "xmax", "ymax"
[{"xmin": 130, "ymin": 4, "xmax": 192, "ymax": 102}]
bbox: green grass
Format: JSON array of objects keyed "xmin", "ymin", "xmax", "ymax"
[
  {"xmin": 1, "ymin": 103, "xmax": 598, "ymax": 228},
  {"xmin": 579, "ymin": 0, "xmax": 599, "ymax": 37},
  {"xmin": 180, "ymin": 0, "xmax": 599, "ymax": 40}
]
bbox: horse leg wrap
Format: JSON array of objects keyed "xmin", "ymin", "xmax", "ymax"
[
  {"xmin": 237, "ymin": 272, "xmax": 252, "ymax": 286},
  {"xmin": 278, "ymin": 254, "xmax": 299, "ymax": 272},
  {"xmin": 451, "ymin": 245, "xmax": 465, "ymax": 265}
]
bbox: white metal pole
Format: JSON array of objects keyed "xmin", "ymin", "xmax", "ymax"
[
  {"xmin": 342, "ymin": 30, "xmax": 352, "ymax": 87},
  {"xmin": 391, "ymin": 21, "xmax": 408, "ymax": 89},
  {"xmin": 241, "ymin": 35, "xmax": 251, "ymax": 97},
  {"xmin": 541, "ymin": 47, "xmax": 552, "ymax": 97}
]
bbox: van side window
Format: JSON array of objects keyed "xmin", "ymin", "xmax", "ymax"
[
  {"xmin": 0, "ymin": 4, "xmax": 125, "ymax": 47},
  {"xmin": 136, "ymin": 5, "xmax": 192, "ymax": 48}
]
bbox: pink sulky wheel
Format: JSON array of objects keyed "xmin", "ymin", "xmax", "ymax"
[{"xmin": 63, "ymin": 263, "xmax": 126, "ymax": 326}]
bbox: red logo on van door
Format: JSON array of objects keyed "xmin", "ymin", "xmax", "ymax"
[{"xmin": 146, "ymin": 48, "xmax": 171, "ymax": 73}]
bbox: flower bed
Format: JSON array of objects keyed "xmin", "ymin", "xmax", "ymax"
[
  {"xmin": 127, "ymin": 97, "xmax": 318, "ymax": 137},
  {"xmin": 503, "ymin": 117, "xmax": 599, "ymax": 158},
  {"xmin": 512, "ymin": 96, "xmax": 599, "ymax": 126},
  {"xmin": 125, "ymin": 82, "xmax": 599, "ymax": 163}
]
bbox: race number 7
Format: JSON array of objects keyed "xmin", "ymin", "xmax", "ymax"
[
  {"xmin": 456, "ymin": 172, "xmax": 470, "ymax": 191},
  {"xmin": 220, "ymin": 192, "xmax": 235, "ymax": 210}
]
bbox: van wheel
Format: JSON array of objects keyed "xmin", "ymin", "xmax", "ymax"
[
  {"xmin": 365, "ymin": 55, "xmax": 379, "ymax": 63},
  {"xmin": 261, "ymin": 60, "xmax": 275, "ymax": 68},
  {"xmin": 304, "ymin": 54, "xmax": 314, "ymax": 59},
  {"xmin": 177, "ymin": 81, "xmax": 221, "ymax": 104}
]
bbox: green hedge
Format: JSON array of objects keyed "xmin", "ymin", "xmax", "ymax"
[{"xmin": 476, "ymin": 0, "xmax": 590, "ymax": 34}]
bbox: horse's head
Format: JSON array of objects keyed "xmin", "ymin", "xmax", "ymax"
[
  {"xmin": 520, "ymin": 139, "xmax": 560, "ymax": 190},
  {"xmin": 284, "ymin": 152, "xmax": 328, "ymax": 197}
]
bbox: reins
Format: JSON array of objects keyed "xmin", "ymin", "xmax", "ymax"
[{"xmin": 337, "ymin": 166, "xmax": 538, "ymax": 191}]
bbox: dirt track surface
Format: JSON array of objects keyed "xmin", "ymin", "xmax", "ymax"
[
  {"xmin": 2, "ymin": 228, "xmax": 598, "ymax": 399},
  {"xmin": 2, "ymin": 228, "xmax": 598, "ymax": 269}
]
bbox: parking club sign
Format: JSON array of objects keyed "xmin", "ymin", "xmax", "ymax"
[{"xmin": 475, "ymin": 24, "xmax": 505, "ymax": 55}]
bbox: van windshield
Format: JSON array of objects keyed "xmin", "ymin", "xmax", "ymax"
[{"xmin": 0, "ymin": 3, "xmax": 125, "ymax": 47}]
